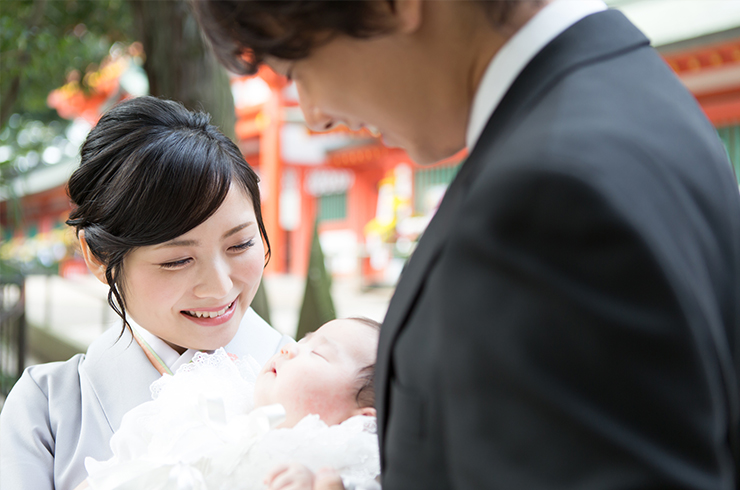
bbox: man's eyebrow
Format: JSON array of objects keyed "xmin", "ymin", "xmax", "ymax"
[{"xmin": 153, "ymin": 222, "xmax": 255, "ymax": 249}]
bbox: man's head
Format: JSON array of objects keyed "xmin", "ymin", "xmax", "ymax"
[
  {"xmin": 254, "ymin": 317, "xmax": 381, "ymax": 428},
  {"xmin": 193, "ymin": 0, "xmax": 546, "ymax": 164}
]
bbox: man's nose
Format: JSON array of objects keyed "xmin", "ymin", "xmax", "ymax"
[
  {"xmin": 296, "ymin": 84, "xmax": 336, "ymax": 132},
  {"xmin": 302, "ymin": 104, "xmax": 336, "ymax": 132}
]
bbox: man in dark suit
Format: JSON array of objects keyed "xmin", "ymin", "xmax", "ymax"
[{"xmin": 194, "ymin": 1, "xmax": 740, "ymax": 488}]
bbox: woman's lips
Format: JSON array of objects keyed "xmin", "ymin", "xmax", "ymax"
[{"xmin": 181, "ymin": 299, "xmax": 237, "ymax": 326}]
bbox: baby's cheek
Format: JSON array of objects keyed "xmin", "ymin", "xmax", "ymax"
[{"xmin": 293, "ymin": 385, "xmax": 356, "ymax": 424}]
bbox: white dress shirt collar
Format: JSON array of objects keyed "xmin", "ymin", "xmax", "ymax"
[{"xmin": 466, "ymin": 0, "xmax": 607, "ymax": 150}]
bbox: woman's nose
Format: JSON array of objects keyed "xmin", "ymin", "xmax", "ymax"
[{"xmin": 193, "ymin": 260, "xmax": 233, "ymax": 299}]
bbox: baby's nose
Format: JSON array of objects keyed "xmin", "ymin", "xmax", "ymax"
[{"xmin": 280, "ymin": 344, "xmax": 297, "ymax": 359}]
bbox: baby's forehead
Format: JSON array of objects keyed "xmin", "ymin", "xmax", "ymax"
[{"xmin": 311, "ymin": 321, "xmax": 378, "ymax": 359}]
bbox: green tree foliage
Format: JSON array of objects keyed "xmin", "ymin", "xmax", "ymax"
[
  {"xmin": 0, "ymin": 0, "xmax": 134, "ymax": 226},
  {"xmin": 0, "ymin": 0, "xmax": 134, "ymax": 127},
  {"xmin": 296, "ymin": 221, "xmax": 336, "ymax": 340}
]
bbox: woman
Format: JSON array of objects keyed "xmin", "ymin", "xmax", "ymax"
[{"xmin": 0, "ymin": 96, "xmax": 293, "ymax": 490}]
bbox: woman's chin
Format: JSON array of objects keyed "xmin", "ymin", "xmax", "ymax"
[{"xmin": 180, "ymin": 322, "xmax": 242, "ymax": 352}]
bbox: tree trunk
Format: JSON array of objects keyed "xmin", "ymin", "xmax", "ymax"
[{"xmin": 128, "ymin": 0, "xmax": 236, "ymax": 137}]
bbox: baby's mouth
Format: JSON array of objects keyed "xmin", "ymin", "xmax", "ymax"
[{"xmin": 182, "ymin": 301, "xmax": 235, "ymax": 319}]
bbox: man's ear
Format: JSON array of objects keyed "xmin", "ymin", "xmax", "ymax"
[
  {"xmin": 78, "ymin": 230, "xmax": 108, "ymax": 285},
  {"xmin": 387, "ymin": 0, "xmax": 422, "ymax": 35}
]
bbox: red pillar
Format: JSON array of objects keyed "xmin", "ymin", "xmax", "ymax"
[{"xmin": 258, "ymin": 66, "xmax": 289, "ymax": 274}]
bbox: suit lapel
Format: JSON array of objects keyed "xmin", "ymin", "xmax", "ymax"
[
  {"xmin": 376, "ymin": 9, "xmax": 649, "ymax": 450},
  {"xmin": 80, "ymin": 326, "xmax": 161, "ymax": 432}
]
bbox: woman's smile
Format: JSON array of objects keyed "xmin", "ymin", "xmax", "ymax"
[{"xmin": 181, "ymin": 299, "xmax": 238, "ymax": 326}]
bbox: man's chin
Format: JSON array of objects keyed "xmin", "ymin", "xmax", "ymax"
[
  {"xmin": 407, "ymin": 145, "xmax": 465, "ymax": 166},
  {"xmin": 382, "ymin": 132, "xmax": 464, "ymax": 165}
]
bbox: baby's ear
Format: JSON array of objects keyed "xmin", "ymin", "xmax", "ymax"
[{"xmin": 358, "ymin": 406, "xmax": 376, "ymax": 418}]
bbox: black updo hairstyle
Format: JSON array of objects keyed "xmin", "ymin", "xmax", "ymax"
[{"xmin": 66, "ymin": 96, "xmax": 269, "ymax": 335}]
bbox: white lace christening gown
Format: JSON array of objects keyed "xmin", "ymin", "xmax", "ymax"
[{"xmin": 84, "ymin": 349, "xmax": 380, "ymax": 490}]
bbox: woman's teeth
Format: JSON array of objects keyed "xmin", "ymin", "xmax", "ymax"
[{"xmin": 186, "ymin": 302, "xmax": 232, "ymax": 318}]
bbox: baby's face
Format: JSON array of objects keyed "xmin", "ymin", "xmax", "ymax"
[{"xmin": 254, "ymin": 319, "xmax": 378, "ymax": 427}]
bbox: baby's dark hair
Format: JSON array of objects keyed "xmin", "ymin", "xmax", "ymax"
[{"xmin": 347, "ymin": 317, "xmax": 381, "ymax": 410}]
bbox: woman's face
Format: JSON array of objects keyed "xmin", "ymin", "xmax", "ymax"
[{"xmin": 121, "ymin": 185, "xmax": 265, "ymax": 352}]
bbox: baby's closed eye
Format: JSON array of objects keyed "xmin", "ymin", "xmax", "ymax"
[{"xmin": 312, "ymin": 350, "xmax": 329, "ymax": 361}]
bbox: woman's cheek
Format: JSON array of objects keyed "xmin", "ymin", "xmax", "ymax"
[
  {"xmin": 237, "ymin": 254, "xmax": 264, "ymax": 284},
  {"xmin": 125, "ymin": 269, "xmax": 174, "ymax": 311}
]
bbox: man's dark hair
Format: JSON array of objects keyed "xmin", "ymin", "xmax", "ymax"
[
  {"xmin": 191, "ymin": 0, "xmax": 397, "ymax": 75},
  {"xmin": 191, "ymin": 0, "xmax": 523, "ymax": 75},
  {"xmin": 66, "ymin": 96, "xmax": 269, "ymax": 336}
]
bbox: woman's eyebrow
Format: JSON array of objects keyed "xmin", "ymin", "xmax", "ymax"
[
  {"xmin": 153, "ymin": 222, "xmax": 255, "ymax": 249},
  {"xmin": 154, "ymin": 238, "xmax": 198, "ymax": 248},
  {"xmin": 223, "ymin": 221, "xmax": 254, "ymax": 239}
]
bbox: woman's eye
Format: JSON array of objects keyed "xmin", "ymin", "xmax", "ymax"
[
  {"xmin": 230, "ymin": 239, "xmax": 255, "ymax": 252},
  {"xmin": 159, "ymin": 258, "xmax": 192, "ymax": 269}
]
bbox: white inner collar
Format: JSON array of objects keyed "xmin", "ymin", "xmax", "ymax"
[{"xmin": 466, "ymin": 0, "xmax": 608, "ymax": 150}]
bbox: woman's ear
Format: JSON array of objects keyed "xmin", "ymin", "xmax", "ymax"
[{"xmin": 78, "ymin": 230, "xmax": 108, "ymax": 285}]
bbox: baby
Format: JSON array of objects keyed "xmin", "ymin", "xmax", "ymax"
[
  {"xmin": 81, "ymin": 318, "xmax": 381, "ymax": 490},
  {"xmin": 257, "ymin": 317, "xmax": 379, "ymax": 490}
]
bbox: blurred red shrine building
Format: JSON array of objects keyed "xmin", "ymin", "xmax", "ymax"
[{"xmin": 4, "ymin": 25, "xmax": 740, "ymax": 284}]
